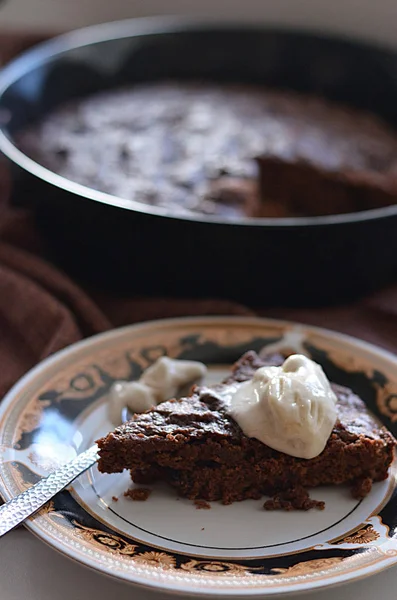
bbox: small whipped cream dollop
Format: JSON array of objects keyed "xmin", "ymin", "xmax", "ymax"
[
  {"xmin": 108, "ymin": 357, "xmax": 207, "ymax": 425},
  {"xmin": 229, "ymin": 354, "xmax": 337, "ymax": 459}
]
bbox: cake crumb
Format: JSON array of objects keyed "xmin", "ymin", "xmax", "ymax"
[
  {"xmin": 352, "ymin": 477, "xmax": 372, "ymax": 499},
  {"xmin": 264, "ymin": 486, "xmax": 325, "ymax": 511},
  {"xmin": 124, "ymin": 488, "xmax": 152, "ymax": 501},
  {"xmin": 194, "ymin": 499, "xmax": 211, "ymax": 510},
  {"xmin": 201, "ymin": 527, "xmax": 205, "ymax": 530},
  {"xmin": 112, "ymin": 496, "xmax": 118, "ymax": 502}
]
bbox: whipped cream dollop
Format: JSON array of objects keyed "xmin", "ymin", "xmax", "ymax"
[
  {"xmin": 229, "ymin": 354, "xmax": 337, "ymax": 459},
  {"xmin": 108, "ymin": 357, "xmax": 207, "ymax": 425}
]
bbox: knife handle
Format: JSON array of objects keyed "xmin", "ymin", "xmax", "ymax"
[{"xmin": 0, "ymin": 444, "xmax": 98, "ymax": 537}]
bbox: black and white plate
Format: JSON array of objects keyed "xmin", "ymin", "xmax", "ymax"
[{"xmin": 0, "ymin": 317, "xmax": 396, "ymax": 596}]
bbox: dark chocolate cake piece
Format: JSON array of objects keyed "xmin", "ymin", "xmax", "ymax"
[{"xmin": 97, "ymin": 351, "xmax": 396, "ymax": 509}]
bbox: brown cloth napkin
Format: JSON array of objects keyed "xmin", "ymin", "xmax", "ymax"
[{"xmin": 1, "ymin": 33, "xmax": 397, "ymax": 400}]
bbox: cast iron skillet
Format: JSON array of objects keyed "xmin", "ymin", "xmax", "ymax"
[{"xmin": 1, "ymin": 17, "xmax": 397, "ymax": 307}]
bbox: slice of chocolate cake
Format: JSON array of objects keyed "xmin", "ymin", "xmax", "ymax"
[{"xmin": 97, "ymin": 351, "xmax": 396, "ymax": 510}]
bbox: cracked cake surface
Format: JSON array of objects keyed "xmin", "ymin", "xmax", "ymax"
[{"xmin": 17, "ymin": 83, "xmax": 397, "ymax": 219}]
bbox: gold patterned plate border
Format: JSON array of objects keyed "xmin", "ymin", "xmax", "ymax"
[{"xmin": 0, "ymin": 316, "xmax": 396, "ymax": 597}]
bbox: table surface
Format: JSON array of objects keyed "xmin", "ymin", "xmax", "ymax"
[
  {"xmin": 1, "ymin": 0, "xmax": 397, "ymax": 50},
  {"xmin": 1, "ymin": 527, "xmax": 396, "ymax": 600}
]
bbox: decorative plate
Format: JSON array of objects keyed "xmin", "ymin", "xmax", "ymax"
[{"xmin": 0, "ymin": 316, "xmax": 396, "ymax": 597}]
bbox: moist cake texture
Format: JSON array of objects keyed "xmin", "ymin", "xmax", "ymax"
[
  {"xmin": 97, "ymin": 352, "xmax": 396, "ymax": 509},
  {"xmin": 17, "ymin": 83, "xmax": 397, "ymax": 219}
]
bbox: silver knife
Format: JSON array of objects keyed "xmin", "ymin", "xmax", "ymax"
[{"xmin": 0, "ymin": 444, "xmax": 98, "ymax": 537}]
